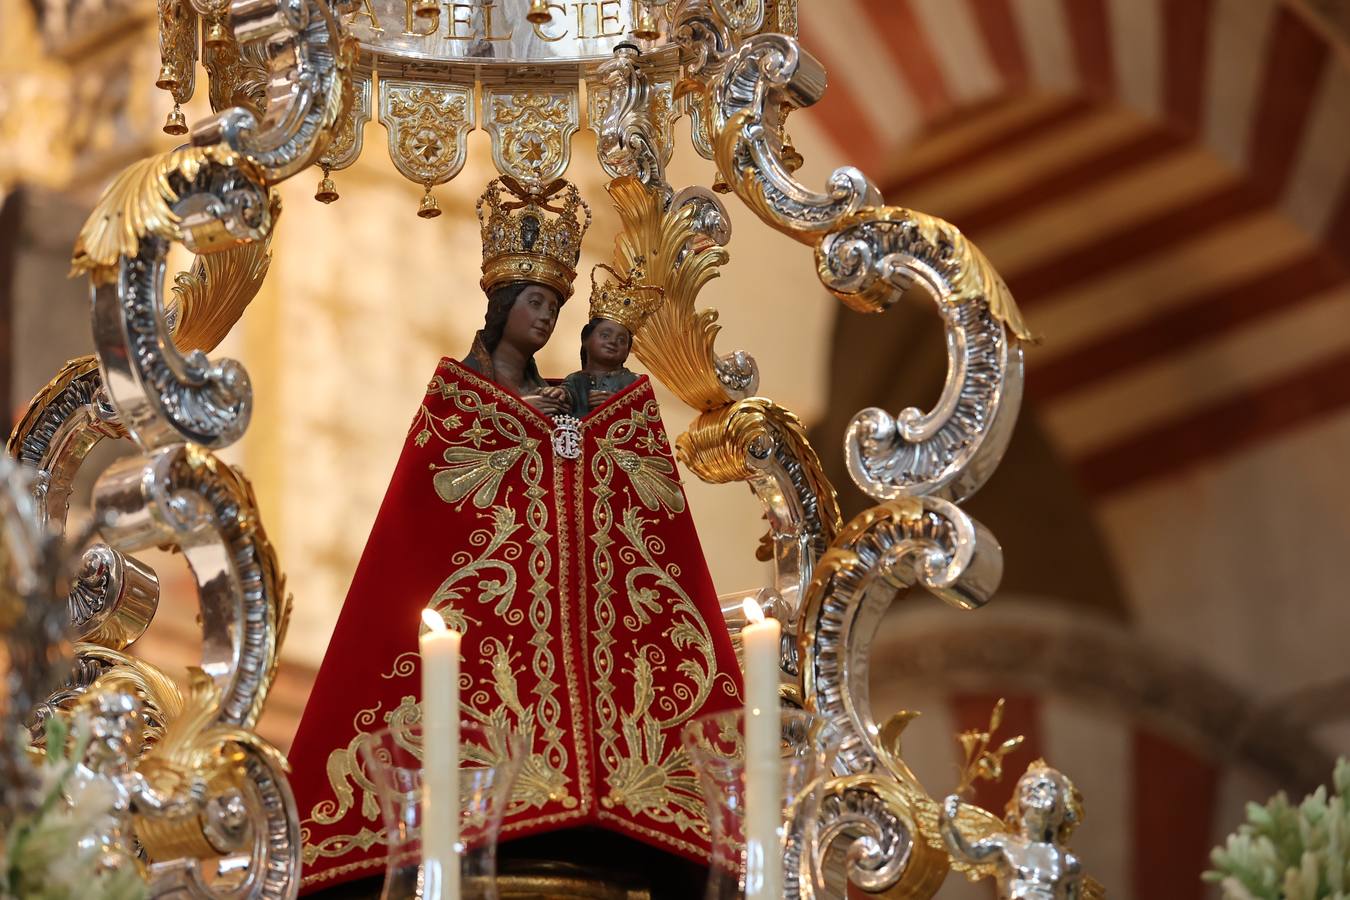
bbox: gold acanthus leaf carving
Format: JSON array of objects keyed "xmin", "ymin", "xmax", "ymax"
[
  {"xmin": 605, "ymin": 176, "xmax": 735, "ymax": 412},
  {"xmin": 71, "ymin": 144, "xmax": 261, "ymax": 280},
  {"xmin": 168, "ymin": 194, "xmax": 280, "ymax": 354},
  {"xmin": 204, "ymin": 37, "xmax": 270, "ymax": 116}
]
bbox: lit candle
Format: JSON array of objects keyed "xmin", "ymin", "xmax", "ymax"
[
  {"xmin": 420, "ymin": 608, "xmax": 461, "ymax": 900},
  {"xmin": 740, "ymin": 599, "xmax": 781, "ymax": 900}
]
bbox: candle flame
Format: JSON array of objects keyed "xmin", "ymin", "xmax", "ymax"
[
  {"xmin": 421, "ymin": 608, "xmax": 447, "ymax": 633},
  {"xmin": 742, "ymin": 598, "xmax": 764, "ymax": 625}
]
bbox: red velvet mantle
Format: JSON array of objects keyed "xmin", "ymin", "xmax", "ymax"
[{"xmin": 289, "ymin": 359, "xmax": 744, "ymax": 893}]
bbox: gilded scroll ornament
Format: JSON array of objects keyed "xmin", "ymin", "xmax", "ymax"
[
  {"xmin": 590, "ymin": 46, "xmax": 676, "ymax": 194},
  {"xmin": 801, "ymin": 497, "xmax": 1001, "ymax": 774},
  {"xmin": 167, "ymin": 192, "xmax": 280, "ymax": 354},
  {"xmin": 77, "ymin": 145, "xmax": 270, "ymax": 450},
  {"xmin": 71, "ymin": 144, "xmax": 267, "ymax": 280},
  {"xmin": 379, "ymin": 80, "xmax": 474, "ymax": 214},
  {"xmin": 678, "ymin": 396, "xmax": 840, "ymax": 628},
  {"xmin": 483, "ymin": 87, "xmax": 580, "ymax": 186},
  {"xmin": 822, "ymin": 207, "xmax": 1028, "ymax": 504}
]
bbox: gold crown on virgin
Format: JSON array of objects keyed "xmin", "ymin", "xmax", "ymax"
[
  {"xmin": 588, "ymin": 259, "xmax": 665, "ymax": 334},
  {"xmin": 477, "ymin": 175, "xmax": 592, "ymax": 300}
]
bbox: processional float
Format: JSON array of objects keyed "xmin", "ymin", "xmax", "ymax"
[{"xmin": 0, "ymin": 0, "xmax": 1102, "ymax": 897}]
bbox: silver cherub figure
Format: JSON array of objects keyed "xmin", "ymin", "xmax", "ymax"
[
  {"xmin": 939, "ymin": 759, "xmax": 1085, "ymax": 900},
  {"xmin": 65, "ymin": 685, "xmax": 207, "ymax": 875}
]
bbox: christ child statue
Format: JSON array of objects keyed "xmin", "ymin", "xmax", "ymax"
[{"xmin": 562, "ymin": 262, "xmax": 663, "ymax": 417}]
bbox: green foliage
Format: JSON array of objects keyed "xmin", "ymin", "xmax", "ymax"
[
  {"xmin": 0, "ymin": 716, "xmax": 149, "ymax": 900},
  {"xmin": 1206, "ymin": 758, "xmax": 1350, "ymax": 900}
]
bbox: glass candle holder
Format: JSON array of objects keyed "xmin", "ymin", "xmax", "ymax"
[
  {"xmin": 681, "ymin": 709, "xmax": 844, "ymax": 900},
  {"xmin": 358, "ymin": 721, "xmax": 524, "ymax": 900}
]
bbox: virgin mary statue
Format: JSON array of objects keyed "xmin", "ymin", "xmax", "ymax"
[{"xmin": 286, "ymin": 176, "xmax": 744, "ymax": 897}]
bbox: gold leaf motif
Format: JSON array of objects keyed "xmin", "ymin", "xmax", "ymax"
[
  {"xmin": 589, "ymin": 402, "xmax": 722, "ymax": 845},
  {"xmin": 605, "ymin": 176, "xmax": 735, "ymax": 411},
  {"xmin": 678, "ymin": 397, "xmax": 842, "ymax": 541},
  {"xmin": 597, "ymin": 436, "xmax": 685, "ymax": 515},
  {"xmin": 433, "ymin": 443, "xmax": 533, "ymax": 509},
  {"xmin": 71, "ymin": 144, "xmax": 256, "ymax": 279},
  {"xmin": 167, "ymin": 193, "xmax": 279, "ymax": 354}
]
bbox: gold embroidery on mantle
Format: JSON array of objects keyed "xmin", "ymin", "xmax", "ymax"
[
  {"xmin": 588, "ymin": 399, "xmax": 724, "ymax": 848},
  {"xmin": 420, "ymin": 374, "xmax": 573, "ymax": 811},
  {"xmin": 301, "ymin": 367, "xmax": 578, "ymax": 874}
]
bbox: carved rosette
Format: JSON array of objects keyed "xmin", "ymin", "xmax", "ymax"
[
  {"xmin": 483, "ymin": 86, "xmax": 580, "ymax": 186},
  {"xmin": 378, "ymin": 80, "xmax": 475, "ymax": 189}
]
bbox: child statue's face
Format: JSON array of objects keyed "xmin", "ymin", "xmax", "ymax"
[{"xmin": 586, "ymin": 318, "xmax": 632, "ymax": 369}]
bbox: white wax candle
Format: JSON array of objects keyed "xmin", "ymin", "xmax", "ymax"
[
  {"xmin": 740, "ymin": 599, "xmax": 782, "ymax": 900},
  {"xmin": 420, "ymin": 608, "xmax": 461, "ymax": 900}
]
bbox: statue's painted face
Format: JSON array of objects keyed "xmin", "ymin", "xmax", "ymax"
[
  {"xmin": 505, "ymin": 283, "xmax": 561, "ymax": 353},
  {"xmin": 586, "ymin": 318, "xmax": 631, "ymax": 369}
]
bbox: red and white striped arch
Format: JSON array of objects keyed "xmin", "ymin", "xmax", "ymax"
[
  {"xmin": 787, "ymin": 5, "xmax": 1350, "ymax": 897},
  {"xmin": 790, "ymin": 0, "xmax": 1350, "ymax": 497},
  {"xmin": 798, "ymin": 0, "xmax": 1350, "ymax": 249},
  {"xmin": 790, "ymin": 3, "xmax": 1350, "ymax": 686}
]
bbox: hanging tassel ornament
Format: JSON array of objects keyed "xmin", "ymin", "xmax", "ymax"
[
  {"xmin": 315, "ymin": 167, "xmax": 339, "ymax": 204},
  {"xmin": 163, "ymin": 103, "xmax": 188, "ymax": 136},
  {"xmin": 418, "ymin": 186, "xmax": 442, "ymax": 218},
  {"xmin": 526, "ymin": 0, "xmax": 551, "ymax": 24}
]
